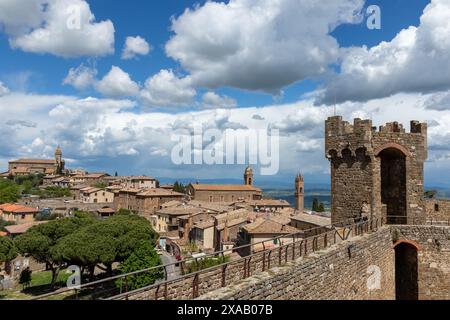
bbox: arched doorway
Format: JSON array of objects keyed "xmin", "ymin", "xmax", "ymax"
[
  {"xmin": 394, "ymin": 241, "xmax": 418, "ymax": 300},
  {"xmin": 378, "ymin": 147, "xmax": 407, "ymax": 224}
]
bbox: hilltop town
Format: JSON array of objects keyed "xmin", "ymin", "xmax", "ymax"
[{"xmin": 1, "ymin": 116, "xmax": 449, "ymax": 301}]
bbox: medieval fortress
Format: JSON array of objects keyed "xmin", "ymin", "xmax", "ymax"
[{"xmin": 100, "ymin": 116, "xmax": 449, "ymax": 301}]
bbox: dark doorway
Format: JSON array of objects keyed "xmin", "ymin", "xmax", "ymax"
[
  {"xmin": 395, "ymin": 242, "xmax": 418, "ymax": 300},
  {"xmin": 379, "ymin": 148, "xmax": 407, "ymax": 224}
]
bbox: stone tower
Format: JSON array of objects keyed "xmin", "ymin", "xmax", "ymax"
[
  {"xmin": 325, "ymin": 116, "xmax": 427, "ymax": 225},
  {"xmin": 295, "ymin": 173, "xmax": 304, "ymax": 212},
  {"xmin": 54, "ymin": 146, "xmax": 65, "ymax": 175},
  {"xmin": 244, "ymin": 166, "xmax": 253, "ymax": 185}
]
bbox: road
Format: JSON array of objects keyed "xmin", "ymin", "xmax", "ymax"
[{"xmin": 160, "ymin": 251, "xmax": 181, "ymax": 281}]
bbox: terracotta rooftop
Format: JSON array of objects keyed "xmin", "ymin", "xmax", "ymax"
[
  {"xmin": 248, "ymin": 199, "xmax": 291, "ymax": 207},
  {"xmin": 97, "ymin": 207, "xmax": 115, "ymax": 214},
  {"xmin": 4, "ymin": 221, "xmax": 48, "ymax": 235},
  {"xmin": 290, "ymin": 212, "xmax": 331, "ymax": 227},
  {"xmin": 156, "ymin": 206, "xmax": 204, "ymax": 216},
  {"xmin": 0, "ymin": 203, "xmax": 39, "ymax": 214},
  {"xmin": 9, "ymin": 159, "xmax": 56, "ymax": 164},
  {"xmin": 193, "ymin": 219, "xmax": 215, "ymax": 230},
  {"xmin": 137, "ymin": 188, "xmax": 184, "ymax": 197},
  {"xmin": 243, "ymin": 218, "xmax": 298, "ymax": 235},
  {"xmin": 216, "ymin": 217, "xmax": 248, "ymax": 231},
  {"xmin": 189, "ymin": 184, "xmax": 262, "ymax": 192}
]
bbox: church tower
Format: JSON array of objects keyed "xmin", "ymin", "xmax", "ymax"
[
  {"xmin": 55, "ymin": 146, "xmax": 64, "ymax": 174},
  {"xmin": 295, "ymin": 173, "xmax": 304, "ymax": 212},
  {"xmin": 244, "ymin": 166, "xmax": 253, "ymax": 185}
]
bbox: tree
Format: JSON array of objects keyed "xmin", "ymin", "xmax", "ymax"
[
  {"xmin": 19, "ymin": 267, "xmax": 32, "ymax": 290},
  {"xmin": 115, "ymin": 171, "xmax": 118, "ymax": 177},
  {"xmin": 0, "ymin": 237, "xmax": 17, "ymax": 264},
  {"xmin": 116, "ymin": 241, "xmax": 163, "ymax": 291},
  {"xmin": 0, "ymin": 179, "xmax": 20, "ymax": 204},
  {"xmin": 318, "ymin": 203, "xmax": 325, "ymax": 213},
  {"xmin": 15, "ymin": 213, "xmax": 96, "ymax": 287},
  {"xmin": 312, "ymin": 198, "xmax": 319, "ymax": 212},
  {"xmin": 424, "ymin": 190, "xmax": 437, "ymax": 199},
  {"xmin": 53, "ymin": 214, "xmax": 158, "ymax": 280},
  {"xmin": 173, "ymin": 181, "xmax": 186, "ymax": 193}
]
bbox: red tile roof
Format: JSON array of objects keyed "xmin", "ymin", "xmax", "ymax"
[{"xmin": 0, "ymin": 203, "xmax": 39, "ymax": 214}]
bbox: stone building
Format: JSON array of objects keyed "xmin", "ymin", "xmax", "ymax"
[
  {"xmin": 3, "ymin": 147, "xmax": 65, "ymax": 176},
  {"xmin": 325, "ymin": 116, "xmax": 428, "ymax": 224},
  {"xmin": 114, "ymin": 188, "xmax": 185, "ymax": 217}
]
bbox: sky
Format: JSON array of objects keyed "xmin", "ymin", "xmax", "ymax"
[{"xmin": 1, "ymin": 0, "xmax": 450, "ymax": 187}]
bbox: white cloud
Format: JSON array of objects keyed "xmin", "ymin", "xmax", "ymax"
[
  {"xmin": 95, "ymin": 66, "xmax": 140, "ymax": 98},
  {"xmin": 1, "ymin": 0, "xmax": 114, "ymax": 58},
  {"xmin": 166, "ymin": 0, "xmax": 364, "ymax": 93},
  {"xmin": 0, "ymin": 81, "xmax": 10, "ymax": 96},
  {"xmin": 63, "ymin": 64, "xmax": 97, "ymax": 90},
  {"xmin": 424, "ymin": 91, "xmax": 450, "ymax": 111},
  {"xmin": 140, "ymin": 69, "xmax": 196, "ymax": 107},
  {"xmin": 201, "ymin": 91, "xmax": 237, "ymax": 109},
  {"xmin": 317, "ymin": 0, "xmax": 450, "ymax": 105},
  {"xmin": 122, "ymin": 36, "xmax": 151, "ymax": 59}
]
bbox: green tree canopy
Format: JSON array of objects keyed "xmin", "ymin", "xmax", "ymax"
[
  {"xmin": 116, "ymin": 241, "xmax": 163, "ymax": 291},
  {"xmin": 0, "ymin": 179, "xmax": 20, "ymax": 204},
  {"xmin": 0, "ymin": 236, "xmax": 17, "ymax": 263},
  {"xmin": 15, "ymin": 213, "xmax": 96, "ymax": 287},
  {"xmin": 52, "ymin": 214, "xmax": 158, "ymax": 280}
]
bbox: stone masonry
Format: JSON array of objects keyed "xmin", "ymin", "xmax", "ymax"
[{"xmin": 325, "ymin": 117, "xmax": 428, "ymax": 224}]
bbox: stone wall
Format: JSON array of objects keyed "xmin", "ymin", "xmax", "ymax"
[
  {"xmin": 198, "ymin": 227, "xmax": 395, "ymax": 300},
  {"xmin": 392, "ymin": 225, "xmax": 450, "ymax": 300},
  {"xmin": 424, "ymin": 199, "xmax": 450, "ymax": 222}
]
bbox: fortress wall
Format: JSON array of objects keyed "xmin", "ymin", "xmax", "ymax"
[
  {"xmin": 392, "ymin": 225, "xmax": 450, "ymax": 300},
  {"xmin": 199, "ymin": 227, "xmax": 396, "ymax": 300}
]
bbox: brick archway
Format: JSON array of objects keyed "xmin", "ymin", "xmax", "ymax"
[
  {"xmin": 393, "ymin": 239, "xmax": 421, "ymax": 251},
  {"xmin": 375, "ymin": 143, "xmax": 410, "ymax": 158}
]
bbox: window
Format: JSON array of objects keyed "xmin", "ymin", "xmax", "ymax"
[
  {"xmin": 21, "ymin": 214, "xmax": 26, "ymax": 219},
  {"xmin": 435, "ymin": 203, "xmax": 440, "ymax": 212},
  {"xmin": 209, "ymin": 196, "xmax": 213, "ymax": 202}
]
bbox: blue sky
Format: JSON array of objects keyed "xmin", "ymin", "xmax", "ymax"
[{"xmin": 1, "ymin": 0, "xmax": 450, "ymax": 187}]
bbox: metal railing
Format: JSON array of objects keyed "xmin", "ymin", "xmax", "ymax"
[{"xmin": 31, "ymin": 217, "xmax": 386, "ymax": 301}]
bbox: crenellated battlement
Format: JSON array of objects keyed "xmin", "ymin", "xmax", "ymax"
[
  {"xmin": 325, "ymin": 116, "xmax": 427, "ymax": 160},
  {"xmin": 325, "ymin": 116, "xmax": 428, "ymax": 225}
]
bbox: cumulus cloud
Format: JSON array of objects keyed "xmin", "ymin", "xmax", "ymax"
[
  {"xmin": 425, "ymin": 91, "xmax": 450, "ymax": 111},
  {"xmin": 140, "ymin": 69, "xmax": 196, "ymax": 108},
  {"xmin": 0, "ymin": 0, "xmax": 114, "ymax": 58},
  {"xmin": 95, "ymin": 66, "xmax": 140, "ymax": 98},
  {"xmin": 0, "ymin": 81, "xmax": 10, "ymax": 96},
  {"xmin": 252, "ymin": 114, "xmax": 265, "ymax": 121},
  {"xmin": 166, "ymin": 0, "xmax": 364, "ymax": 94},
  {"xmin": 317, "ymin": 0, "xmax": 450, "ymax": 105},
  {"xmin": 5, "ymin": 119, "xmax": 37, "ymax": 128},
  {"xmin": 63, "ymin": 64, "xmax": 98, "ymax": 90},
  {"xmin": 122, "ymin": 36, "xmax": 151, "ymax": 59},
  {"xmin": 201, "ymin": 92, "xmax": 237, "ymax": 109}
]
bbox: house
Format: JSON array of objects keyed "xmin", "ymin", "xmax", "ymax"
[
  {"xmin": 80, "ymin": 187, "xmax": 114, "ymax": 203},
  {"xmin": 0, "ymin": 203, "xmax": 39, "ymax": 224},
  {"xmin": 70, "ymin": 173, "xmax": 110, "ymax": 186},
  {"xmin": 289, "ymin": 211, "xmax": 331, "ymax": 236},
  {"xmin": 114, "ymin": 188, "xmax": 185, "ymax": 217},
  {"xmin": 97, "ymin": 207, "xmax": 115, "ymax": 218},
  {"xmin": 125, "ymin": 176, "xmax": 158, "ymax": 189},
  {"xmin": 214, "ymin": 209, "xmax": 254, "ymax": 251},
  {"xmin": 51, "ymin": 176, "xmax": 71, "ymax": 188},
  {"xmin": 154, "ymin": 206, "xmax": 205, "ymax": 234},
  {"xmin": 190, "ymin": 219, "xmax": 216, "ymax": 251},
  {"xmin": 245, "ymin": 199, "xmax": 291, "ymax": 212},
  {"xmin": 4, "ymin": 221, "xmax": 48, "ymax": 238},
  {"xmin": 238, "ymin": 217, "xmax": 299, "ymax": 254}
]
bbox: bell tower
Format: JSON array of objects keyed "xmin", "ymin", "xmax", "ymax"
[
  {"xmin": 244, "ymin": 166, "xmax": 253, "ymax": 185},
  {"xmin": 55, "ymin": 146, "xmax": 64, "ymax": 174},
  {"xmin": 295, "ymin": 174, "xmax": 304, "ymax": 212}
]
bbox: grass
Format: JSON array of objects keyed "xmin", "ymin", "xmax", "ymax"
[{"xmin": 0, "ymin": 269, "xmax": 71, "ymax": 300}]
